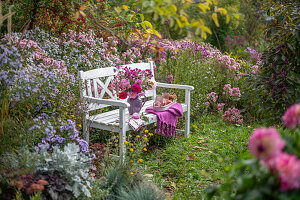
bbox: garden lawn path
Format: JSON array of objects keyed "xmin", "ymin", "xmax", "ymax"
[{"xmin": 143, "ymin": 115, "xmax": 260, "ymax": 199}]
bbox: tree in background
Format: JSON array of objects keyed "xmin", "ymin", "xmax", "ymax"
[{"xmin": 109, "ymin": 0, "xmax": 240, "ymax": 40}]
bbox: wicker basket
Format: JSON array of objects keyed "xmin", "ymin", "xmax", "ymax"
[{"xmin": 153, "ymin": 101, "xmax": 177, "ymax": 112}]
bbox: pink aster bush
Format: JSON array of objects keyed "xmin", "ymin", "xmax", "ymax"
[
  {"xmin": 204, "ymin": 85, "xmax": 243, "ymax": 123},
  {"xmin": 222, "ymin": 84, "xmax": 241, "ymax": 98},
  {"xmin": 204, "ymin": 92, "xmax": 218, "ymax": 105},
  {"xmin": 217, "ymin": 55, "xmax": 241, "ymax": 71},
  {"xmin": 222, "ymin": 107, "xmax": 243, "ymax": 124},
  {"xmin": 217, "ymin": 103, "xmax": 225, "ymax": 112}
]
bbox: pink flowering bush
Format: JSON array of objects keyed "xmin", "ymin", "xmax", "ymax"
[
  {"xmin": 222, "ymin": 107, "xmax": 243, "ymax": 124},
  {"xmin": 222, "ymin": 84, "xmax": 241, "ymax": 98},
  {"xmin": 244, "ymin": 47, "xmax": 263, "ymax": 67},
  {"xmin": 204, "ymin": 92, "xmax": 218, "ymax": 106},
  {"xmin": 156, "ymin": 41, "xmax": 247, "ymax": 119},
  {"xmin": 207, "ymin": 103, "xmax": 300, "ymax": 199},
  {"xmin": 203, "ymin": 84, "xmax": 243, "ymax": 123},
  {"xmin": 217, "ymin": 103, "xmax": 225, "ymax": 112},
  {"xmin": 110, "ymin": 65, "xmax": 156, "ymax": 99},
  {"xmin": 217, "ymin": 55, "xmax": 241, "ymax": 71}
]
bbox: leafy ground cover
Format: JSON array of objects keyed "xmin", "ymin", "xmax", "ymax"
[{"xmin": 142, "ymin": 115, "xmax": 259, "ymax": 199}]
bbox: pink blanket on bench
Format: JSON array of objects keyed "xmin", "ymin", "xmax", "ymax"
[{"xmin": 145, "ymin": 103, "xmax": 183, "ymax": 137}]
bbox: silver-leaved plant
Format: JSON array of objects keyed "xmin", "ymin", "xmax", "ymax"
[{"xmin": 37, "ymin": 143, "xmax": 92, "ymax": 198}]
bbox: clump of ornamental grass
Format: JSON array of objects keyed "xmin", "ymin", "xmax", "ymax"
[{"xmin": 117, "ymin": 183, "xmax": 165, "ymax": 200}]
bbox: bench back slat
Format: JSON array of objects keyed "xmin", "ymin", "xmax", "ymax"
[{"xmin": 80, "ymin": 67, "xmax": 116, "ymax": 80}]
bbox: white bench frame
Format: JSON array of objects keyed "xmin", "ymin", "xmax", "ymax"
[{"xmin": 79, "ymin": 61, "xmax": 194, "ymax": 161}]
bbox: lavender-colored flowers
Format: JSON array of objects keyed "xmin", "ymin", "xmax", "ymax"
[
  {"xmin": 76, "ymin": 138, "xmax": 89, "ymax": 153},
  {"xmin": 0, "ymin": 43, "xmax": 23, "ymax": 94},
  {"xmin": 31, "ymin": 116, "xmax": 90, "ymax": 156}
]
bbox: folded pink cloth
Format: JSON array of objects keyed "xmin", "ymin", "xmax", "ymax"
[{"xmin": 146, "ymin": 103, "xmax": 183, "ymax": 137}]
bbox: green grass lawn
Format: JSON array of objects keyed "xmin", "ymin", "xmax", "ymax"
[{"xmin": 142, "ymin": 115, "xmax": 260, "ymax": 199}]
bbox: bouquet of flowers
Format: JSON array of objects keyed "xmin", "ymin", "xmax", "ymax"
[{"xmin": 111, "ymin": 65, "xmax": 157, "ymax": 99}]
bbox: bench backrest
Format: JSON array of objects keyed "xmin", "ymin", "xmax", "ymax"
[{"xmin": 79, "ymin": 61, "xmax": 156, "ymax": 111}]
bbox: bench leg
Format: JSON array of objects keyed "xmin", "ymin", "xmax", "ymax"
[
  {"xmin": 185, "ymin": 111, "xmax": 190, "ymax": 138},
  {"xmin": 185, "ymin": 89, "xmax": 191, "ymax": 138},
  {"xmin": 119, "ymin": 107, "xmax": 126, "ymax": 162},
  {"xmin": 83, "ymin": 113, "xmax": 90, "ymax": 143}
]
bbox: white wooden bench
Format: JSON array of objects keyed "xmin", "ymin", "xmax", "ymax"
[{"xmin": 79, "ymin": 61, "xmax": 194, "ymax": 161}]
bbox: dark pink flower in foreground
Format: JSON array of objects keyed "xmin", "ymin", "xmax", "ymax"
[
  {"xmin": 248, "ymin": 127, "xmax": 285, "ymax": 161},
  {"xmin": 275, "ymin": 153, "xmax": 300, "ymax": 191},
  {"xmin": 282, "ymin": 103, "xmax": 300, "ymax": 129},
  {"xmin": 131, "ymin": 84, "xmax": 141, "ymax": 93}
]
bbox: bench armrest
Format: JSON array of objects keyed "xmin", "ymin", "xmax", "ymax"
[
  {"xmin": 83, "ymin": 96, "xmax": 130, "ymax": 108},
  {"xmin": 156, "ymin": 82, "xmax": 194, "ymax": 90}
]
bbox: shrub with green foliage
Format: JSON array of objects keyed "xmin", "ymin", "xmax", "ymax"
[{"xmin": 244, "ymin": 1, "xmax": 300, "ymax": 123}]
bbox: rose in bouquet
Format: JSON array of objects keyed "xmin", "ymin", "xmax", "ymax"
[{"xmin": 111, "ymin": 65, "xmax": 156, "ymax": 99}]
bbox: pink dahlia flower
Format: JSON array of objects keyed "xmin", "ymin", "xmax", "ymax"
[
  {"xmin": 282, "ymin": 103, "xmax": 300, "ymax": 130},
  {"xmin": 275, "ymin": 153, "xmax": 300, "ymax": 191},
  {"xmin": 248, "ymin": 127, "xmax": 285, "ymax": 161},
  {"xmin": 131, "ymin": 84, "xmax": 141, "ymax": 93}
]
